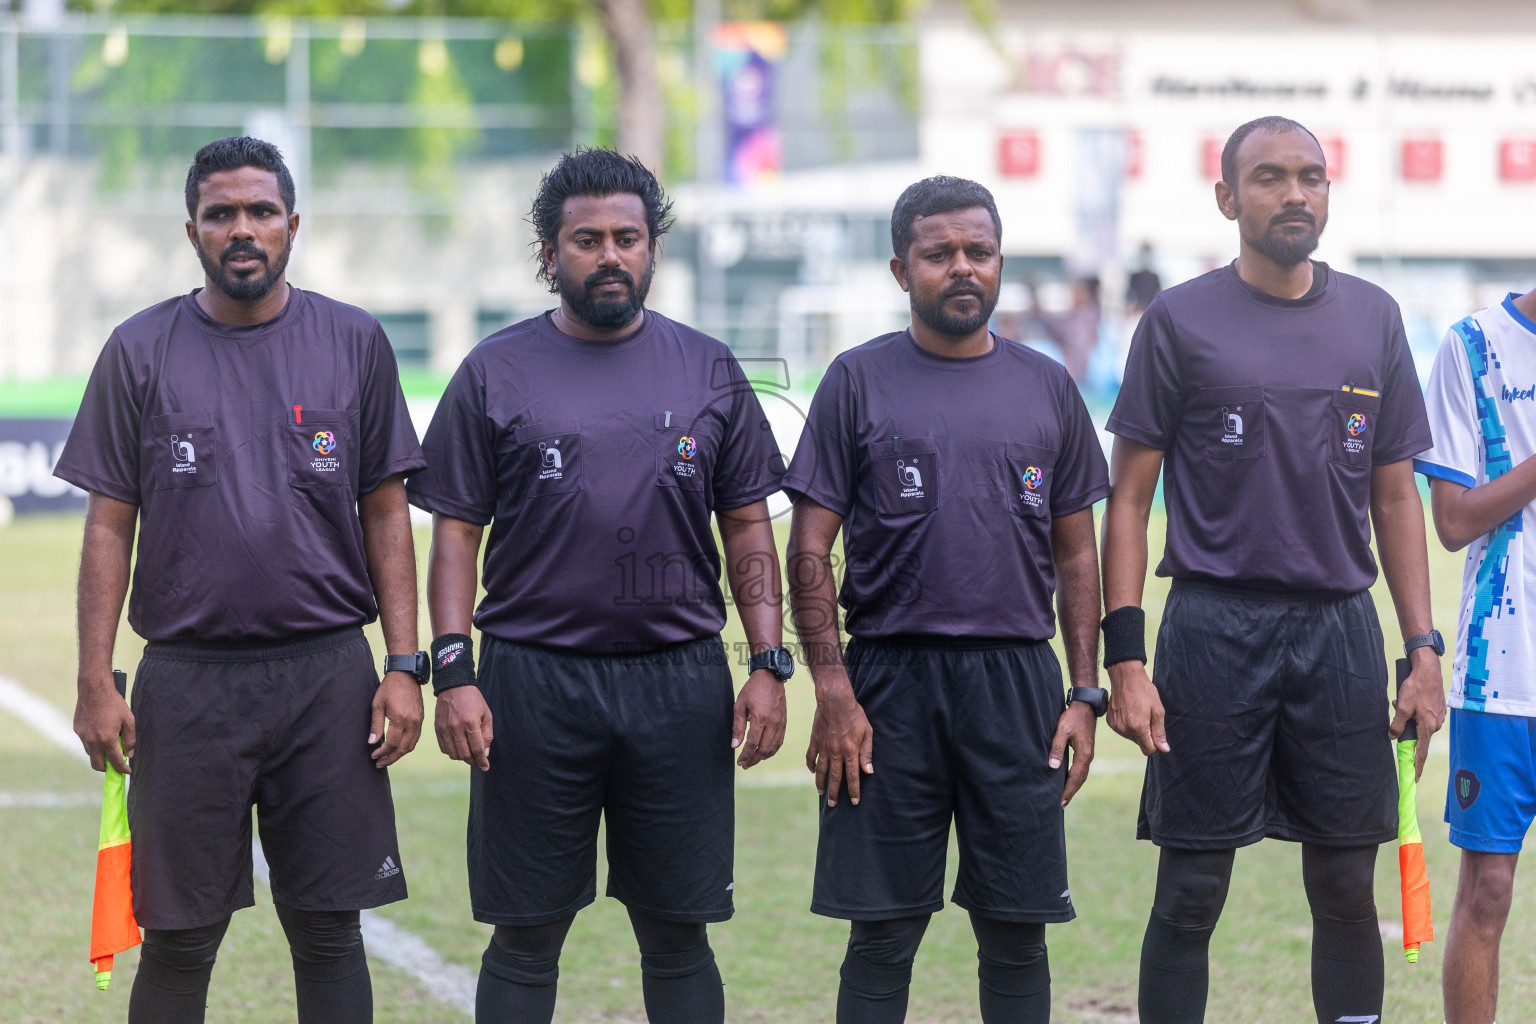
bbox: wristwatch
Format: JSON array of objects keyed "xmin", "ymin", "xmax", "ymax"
[
  {"xmin": 747, "ymin": 645, "xmax": 796, "ymax": 682},
  {"xmin": 1066, "ymin": 686, "xmax": 1109, "ymax": 717},
  {"xmin": 1404, "ymin": 630, "xmax": 1445, "ymax": 658},
  {"xmin": 384, "ymin": 651, "xmax": 431, "ymax": 686}
]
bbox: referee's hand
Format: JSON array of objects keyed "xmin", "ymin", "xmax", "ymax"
[
  {"xmin": 806, "ymin": 679, "xmax": 874, "ymax": 807},
  {"xmin": 434, "ymin": 684, "xmax": 493, "ymax": 772},
  {"xmin": 1106, "ymin": 661, "xmax": 1170, "ymax": 756},
  {"xmin": 1050, "ymin": 701, "xmax": 1096, "ymax": 807},
  {"xmin": 1391, "ymin": 649, "xmax": 1447, "ymax": 781},
  {"xmin": 74, "ymin": 675, "xmax": 135, "ymax": 775},
  {"xmin": 369, "ymin": 671, "xmax": 424, "ymax": 769},
  {"xmin": 732, "ymin": 669, "xmax": 787, "ymax": 769}
]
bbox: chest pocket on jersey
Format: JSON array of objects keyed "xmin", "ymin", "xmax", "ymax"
[
  {"xmin": 151, "ymin": 413, "xmax": 217, "ymax": 490},
  {"xmin": 656, "ymin": 413, "xmax": 708, "ymax": 493},
  {"xmin": 1005, "ymin": 441, "xmax": 1056, "ymax": 519},
  {"xmin": 1198, "ymin": 386, "xmax": 1264, "ymax": 460},
  {"xmin": 866, "ymin": 436, "xmax": 939, "ymax": 517},
  {"xmin": 287, "ymin": 410, "xmax": 353, "ymax": 490},
  {"xmin": 503, "ymin": 419, "xmax": 583, "ymax": 499},
  {"xmin": 1329, "ymin": 387, "xmax": 1380, "ymax": 469}
]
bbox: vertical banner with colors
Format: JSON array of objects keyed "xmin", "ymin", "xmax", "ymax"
[{"xmin": 713, "ymin": 23, "xmax": 788, "ymax": 186}]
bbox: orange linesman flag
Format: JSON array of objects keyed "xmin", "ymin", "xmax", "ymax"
[
  {"xmin": 1395, "ymin": 658, "xmax": 1433, "ymax": 963},
  {"xmin": 90, "ymin": 670, "xmax": 140, "ymax": 990}
]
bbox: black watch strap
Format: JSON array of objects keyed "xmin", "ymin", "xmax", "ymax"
[
  {"xmin": 747, "ymin": 645, "xmax": 795, "ymax": 682},
  {"xmin": 384, "ymin": 651, "xmax": 430, "ymax": 686},
  {"xmin": 1404, "ymin": 630, "xmax": 1445, "ymax": 658},
  {"xmin": 1067, "ymin": 686, "xmax": 1108, "ymax": 717}
]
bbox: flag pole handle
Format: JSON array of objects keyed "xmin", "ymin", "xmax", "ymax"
[{"xmin": 112, "ymin": 669, "xmax": 126, "ymax": 700}]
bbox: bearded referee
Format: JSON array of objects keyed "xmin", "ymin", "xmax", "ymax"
[
  {"xmin": 1102, "ymin": 116, "xmax": 1446, "ymax": 1023},
  {"xmin": 58, "ymin": 137, "xmax": 429, "ymax": 1024},
  {"xmin": 407, "ymin": 148, "xmax": 790, "ymax": 1024}
]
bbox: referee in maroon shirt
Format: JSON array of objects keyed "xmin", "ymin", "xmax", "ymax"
[{"xmin": 59, "ymin": 138, "xmax": 428, "ymax": 1024}]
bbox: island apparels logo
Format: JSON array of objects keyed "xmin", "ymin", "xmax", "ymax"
[
  {"xmin": 1219, "ymin": 406, "xmax": 1245, "ymax": 447},
  {"xmin": 537, "ymin": 440, "xmax": 565, "ymax": 480},
  {"xmin": 895, "ymin": 458, "xmax": 925, "ymax": 499},
  {"xmin": 169, "ymin": 434, "xmax": 198, "ymax": 475}
]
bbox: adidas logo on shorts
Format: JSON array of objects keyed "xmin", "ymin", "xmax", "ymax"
[{"xmin": 375, "ymin": 855, "xmax": 401, "ymax": 881}]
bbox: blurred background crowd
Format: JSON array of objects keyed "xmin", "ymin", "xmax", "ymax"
[{"xmin": 2, "ymin": 0, "xmax": 1536, "ymax": 515}]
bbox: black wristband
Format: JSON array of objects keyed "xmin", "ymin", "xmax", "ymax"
[
  {"xmin": 1101, "ymin": 606, "xmax": 1147, "ymax": 668},
  {"xmin": 430, "ymin": 633, "xmax": 476, "ymax": 696}
]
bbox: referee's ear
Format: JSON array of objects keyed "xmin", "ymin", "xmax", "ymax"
[
  {"xmin": 1215, "ymin": 179, "xmax": 1237, "ymax": 221},
  {"xmin": 890, "ymin": 255, "xmax": 910, "ymax": 293}
]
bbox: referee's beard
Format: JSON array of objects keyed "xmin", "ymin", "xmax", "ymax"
[
  {"xmin": 1241, "ymin": 206, "xmax": 1326, "ymax": 268},
  {"xmin": 558, "ymin": 257, "xmax": 655, "ymax": 331},
  {"xmin": 196, "ymin": 235, "xmax": 292, "ymax": 304}
]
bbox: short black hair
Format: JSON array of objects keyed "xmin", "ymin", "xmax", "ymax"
[
  {"xmin": 529, "ymin": 147, "xmax": 674, "ymax": 291},
  {"xmin": 184, "ymin": 136, "xmax": 296, "ymax": 219},
  {"xmin": 890, "ymin": 176, "xmax": 1002, "ymax": 259},
  {"xmin": 1221, "ymin": 116, "xmax": 1323, "ymax": 186}
]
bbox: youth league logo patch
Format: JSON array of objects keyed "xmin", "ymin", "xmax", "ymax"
[
  {"xmin": 169, "ymin": 434, "xmax": 198, "ymax": 474},
  {"xmin": 1019, "ymin": 466, "xmax": 1045, "ymax": 509},
  {"xmin": 1343, "ymin": 411, "xmax": 1369, "ymax": 456},
  {"xmin": 307, "ymin": 429, "xmax": 341, "ymax": 473},
  {"xmin": 672, "ymin": 435, "xmax": 699, "ymax": 479}
]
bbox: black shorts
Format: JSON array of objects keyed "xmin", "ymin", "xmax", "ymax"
[
  {"xmin": 469, "ymin": 634, "xmax": 736, "ymax": 926},
  {"xmin": 127, "ymin": 627, "xmax": 407, "ymax": 930},
  {"xmin": 812, "ymin": 638, "xmax": 1076, "ymax": 924},
  {"xmin": 1138, "ymin": 580, "xmax": 1397, "ymax": 849}
]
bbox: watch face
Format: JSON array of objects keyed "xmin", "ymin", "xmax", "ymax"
[{"xmin": 773, "ymin": 647, "xmax": 795, "ymax": 679}]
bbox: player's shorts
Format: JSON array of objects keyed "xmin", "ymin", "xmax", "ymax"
[
  {"xmin": 1137, "ymin": 580, "xmax": 1397, "ymax": 849},
  {"xmin": 127, "ymin": 626, "xmax": 407, "ymax": 930},
  {"xmin": 1445, "ymin": 707, "xmax": 1536, "ymax": 854},
  {"xmin": 469, "ymin": 634, "xmax": 736, "ymax": 926},
  {"xmin": 812, "ymin": 637, "xmax": 1076, "ymax": 924}
]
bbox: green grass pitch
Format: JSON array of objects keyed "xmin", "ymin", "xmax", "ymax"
[{"xmin": 2, "ymin": 510, "xmax": 1530, "ymax": 1022}]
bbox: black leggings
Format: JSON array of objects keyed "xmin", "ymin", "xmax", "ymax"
[
  {"xmin": 128, "ymin": 907, "xmax": 370, "ymax": 1024},
  {"xmin": 836, "ymin": 912, "xmax": 1050, "ymax": 1024},
  {"xmin": 1139, "ymin": 844, "xmax": 1382, "ymax": 1024},
  {"xmin": 476, "ymin": 906, "xmax": 722, "ymax": 1024}
]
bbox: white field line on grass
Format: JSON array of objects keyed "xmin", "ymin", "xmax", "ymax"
[
  {"xmin": 0, "ymin": 791, "xmax": 98, "ymax": 807},
  {"xmin": 0, "ymin": 675, "xmax": 476, "ymax": 1019}
]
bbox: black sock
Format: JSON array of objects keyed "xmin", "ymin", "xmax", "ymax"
[
  {"xmin": 970, "ymin": 914, "xmax": 1049, "ymax": 1024},
  {"xmin": 628, "ymin": 906, "xmax": 724, "ymax": 1024},
  {"xmin": 836, "ymin": 915, "xmax": 931, "ymax": 1024},
  {"xmin": 475, "ymin": 917, "xmax": 573, "ymax": 1024},
  {"xmin": 1138, "ymin": 847, "xmax": 1235, "ymax": 1024},
  {"xmin": 275, "ymin": 905, "xmax": 372, "ymax": 1024},
  {"xmin": 1303, "ymin": 844, "xmax": 1383, "ymax": 1024},
  {"xmin": 128, "ymin": 917, "xmax": 231, "ymax": 1024}
]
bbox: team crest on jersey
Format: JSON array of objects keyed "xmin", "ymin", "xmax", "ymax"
[
  {"xmin": 677, "ymin": 436, "xmax": 697, "ymax": 460},
  {"xmin": 313, "ymin": 430, "xmax": 337, "ymax": 455}
]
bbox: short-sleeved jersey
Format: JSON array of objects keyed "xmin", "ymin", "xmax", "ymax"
[
  {"xmin": 1107, "ymin": 263, "xmax": 1432, "ymax": 595},
  {"xmin": 1415, "ymin": 295, "xmax": 1536, "ymax": 717},
  {"xmin": 54, "ymin": 288, "xmax": 427, "ymax": 642},
  {"xmin": 406, "ymin": 311, "xmax": 784, "ymax": 654},
  {"xmin": 781, "ymin": 331, "xmax": 1110, "ymax": 641}
]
